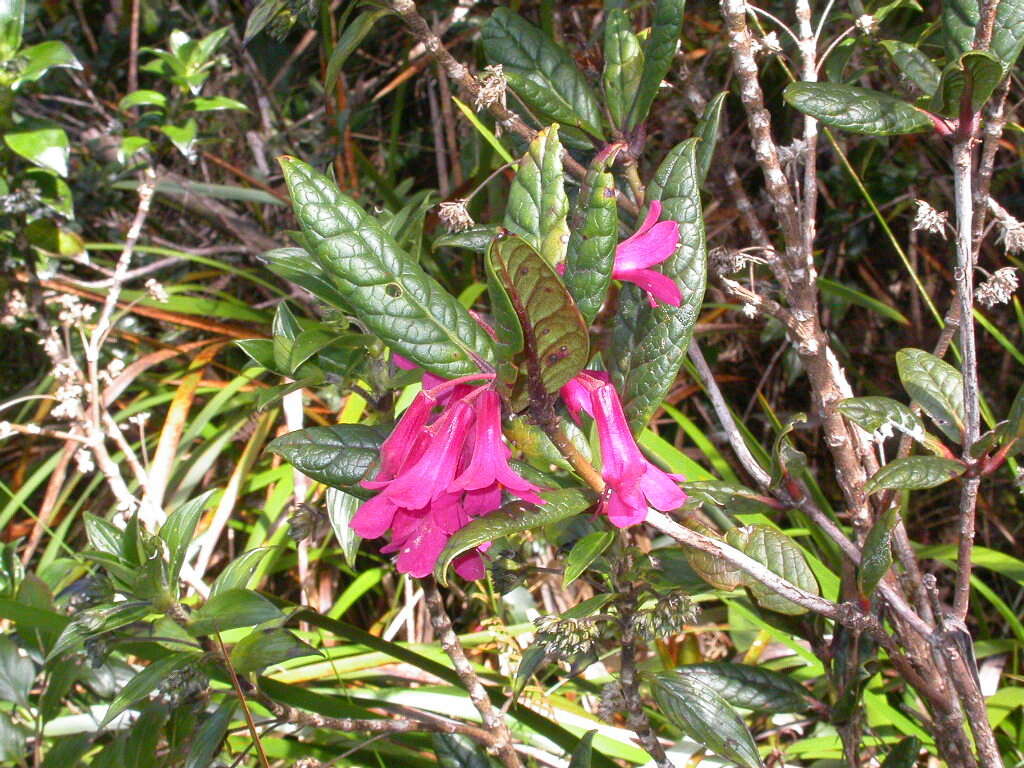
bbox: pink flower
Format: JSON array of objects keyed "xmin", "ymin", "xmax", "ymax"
[
  {"xmin": 560, "ymin": 372, "xmax": 686, "ymax": 527},
  {"xmin": 352, "ymin": 374, "xmax": 543, "ymax": 580},
  {"xmin": 613, "ymin": 201, "xmax": 681, "ymax": 308}
]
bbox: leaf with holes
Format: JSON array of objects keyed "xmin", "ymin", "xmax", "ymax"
[
  {"xmin": 726, "ymin": 525, "xmax": 819, "ymax": 615},
  {"xmin": 652, "ymin": 672, "xmax": 762, "ymax": 768},
  {"xmin": 563, "ymin": 146, "xmax": 620, "ymax": 324},
  {"xmin": 784, "ymin": 83, "xmax": 932, "ymax": 135},
  {"xmin": 896, "ymin": 348, "xmax": 965, "ymax": 443},
  {"xmin": 482, "ymin": 8, "xmax": 604, "ymax": 142},
  {"xmin": 504, "ymin": 126, "xmax": 569, "ymax": 265},
  {"xmin": 280, "ymin": 156, "xmax": 495, "ymax": 378},
  {"xmin": 434, "ymin": 488, "xmax": 597, "ymax": 585},
  {"xmin": 627, "ymin": 0, "xmax": 685, "ymax": 129},
  {"xmin": 603, "ymin": 8, "xmax": 644, "ymax": 129},
  {"xmin": 486, "ymin": 234, "xmax": 589, "ymax": 412},
  {"xmin": 609, "ymin": 139, "xmax": 706, "ymax": 430},
  {"xmin": 858, "ymin": 506, "xmax": 899, "ymax": 598},
  {"xmin": 267, "ymin": 423, "xmax": 389, "ymax": 495},
  {"xmin": 865, "ymin": 456, "xmax": 965, "ymax": 493},
  {"xmin": 673, "ymin": 663, "xmax": 815, "ymax": 713}
]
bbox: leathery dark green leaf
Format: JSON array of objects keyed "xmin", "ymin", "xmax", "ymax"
[
  {"xmin": 504, "ymin": 125, "xmax": 569, "ymax": 265},
  {"xmin": 627, "ymin": 0, "xmax": 685, "ymax": 129},
  {"xmin": 943, "ymin": 0, "xmax": 1024, "ymax": 72},
  {"xmin": 487, "ymin": 234, "xmax": 589, "ymax": 410},
  {"xmin": 434, "ymin": 488, "xmax": 597, "ymax": 585},
  {"xmin": 267, "ymin": 423, "xmax": 390, "ymax": 495},
  {"xmin": 858, "ymin": 506, "xmax": 898, "ymax": 598},
  {"xmin": 563, "ymin": 146, "xmax": 620, "ymax": 324},
  {"xmin": 482, "ymin": 8, "xmax": 604, "ymax": 141},
  {"xmin": 674, "ymin": 662, "xmax": 815, "ymax": 713},
  {"xmin": 610, "ymin": 139, "xmax": 706, "ymax": 431},
  {"xmin": 895, "ymin": 347, "xmax": 965, "ymax": 443},
  {"xmin": 652, "ymin": 672, "xmax": 762, "ymax": 768},
  {"xmin": 864, "ymin": 456, "xmax": 965, "ymax": 493},
  {"xmin": 783, "ymin": 83, "xmax": 932, "ymax": 135},
  {"xmin": 279, "ymin": 156, "xmax": 495, "ymax": 378},
  {"xmin": 725, "ymin": 525, "xmax": 819, "ymax": 615},
  {"xmin": 930, "ymin": 50, "xmax": 1003, "ymax": 118},
  {"xmin": 694, "ymin": 91, "xmax": 727, "ymax": 185},
  {"xmin": 602, "ymin": 9, "xmax": 644, "ymax": 129}
]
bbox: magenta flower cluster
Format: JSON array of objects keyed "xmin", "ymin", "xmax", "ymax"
[{"xmin": 351, "ymin": 376, "xmax": 543, "ymax": 580}]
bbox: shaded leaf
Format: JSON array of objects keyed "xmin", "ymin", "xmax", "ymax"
[
  {"xmin": 930, "ymin": 50, "xmax": 1004, "ymax": 117},
  {"xmin": 896, "ymin": 348, "xmax": 965, "ymax": 443},
  {"xmin": 783, "ymin": 82, "xmax": 932, "ymax": 135},
  {"xmin": 230, "ymin": 628, "xmax": 318, "ymax": 675},
  {"xmin": 563, "ymin": 530, "xmax": 615, "ymax": 586},
  {"xmin": 864, "ymin": 456, "xmax": 965, "ymax": 492},
  {"xmin": 694, "ymin": 91, "xmax": 727, "ymax": 185},
  {"xmin": 652, "ymin": 672, "xmax": 762, "ymax": 768},
  {"xmin": 101, "ymin": 652, "xmax": 198, "ymax": 726},
  {"xmin": 435, "ymin": 488, "xmax": 597, "ymax": 585},
  {"xmin": 160, "ymin": 490, "xmax": 216, "ymax": 587},
  {"xmin": 184, "ymin": 699, "xmax": 234, "ymax": 768},
  {"xmin": 726, "ymin": 525, "xmax": 819, "ymax": 615},
  {"xmin": 433, "ymin": 732, "xmax": 494, "ymax": 768},
  {"xmin": 261, "ymin": 246, "xmax": 352, "ymax": 312},
  {"xmin": 881, "ymin": 40, "xmax": 940, "ymax": 95},
  {"xmin": 674, "ymin": 663, "xmax": 814, "ymax": 713},
  {"xmin": 188, "ymin": 589, "xmax": 283, "ymax": 637},
  {"xmin": 943, "ymin": 0, "xmax": 1024, "ymax": 72},
  {"xmin": 603, "ymin": 9, "xmax": 644, "ymax": 129},
  {"xmin": 325, "ymin": 9, "xmax": 390, "ymax": 92},
  {"xmin": 859, "ymin": 507, "xmax": 899, "ymax": 598},
  {"xmin": 569, "ymin": 730, "xmax": 597, "ymax": 768},
  {"xmin": 0, "ymin": 637, "xmax": 33, "ymax": 707},
  {"xmin": 881, "ymin": 736, "xmax": 922, "ymax": 768}
]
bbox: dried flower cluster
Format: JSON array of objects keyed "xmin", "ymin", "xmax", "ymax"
[{"xmin": 976, "ymin": 267, "xmax": 1019, "ymax": 308}]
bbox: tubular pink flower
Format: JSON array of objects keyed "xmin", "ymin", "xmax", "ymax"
[
  {"xmin": 562, "ymin": 372, "xmax": 687, "ymax": 527},
  {"xmin": 363, "ymin": 391, "xmax": 434, "ymax": 488},
  {"xmin": 613, "ymin": 201, "xmax": 682, "ymax": 308},
  {"xmin": 450, "ymin": 390, "xmax": 544, "ymax": 504}
]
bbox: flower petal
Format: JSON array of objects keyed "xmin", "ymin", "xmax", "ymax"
[
  {"xmin": 617, "ymin": 267, "xmax": 682, "ymax": 307},
  {"xmin": 614, "ymin": 219, "xmax": 680, "ymax": 271}
]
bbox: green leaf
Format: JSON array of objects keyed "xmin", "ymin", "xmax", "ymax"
[
  {"xmin": 189, "ymin": 96, "xmax": 249, "ymax": 112},
  {"xmin": 1004, "ymin": 382, "xmax": 1024, "ymax": 439},
  {"xmin": 119, "ymin": 90, "xmax": 168, "ymax": 110},
  {"xmin": 84, "ymin": 513, "xmax": 123, "ymax": 557},
  {"xmin": 564, "ymin": 146, "xmax": 620, "ymax": 324},
  {"xmin": 563, "ymin": 530, "xmax": 615, "ymax": 586},
  {"xmin": 451, "ymin": 98, "xmax": 514, "ymax": 164},
  {"xmin": 725, "ymin": 525, "xmax": 820, "ymax": 615},
  {"xmin": 512, "ymin": 642, "xmax": 549, "ymax": 700},
  {"xmin": 783, "ymin": 82, "xmax": 932, "ymax": 135},
  {"xmin": 101, "ymin": 651, "xmax": 198, "ymax": 726},
  {"xmin": 262, "ymin": 246, "xmax": 352, "ymax": 312},
  {"xmin": 188, "ymin": 589, "xmax": 283, "ymax": 636},
  {"xmin": 838, "ymin": 397, "xmax": 925, "ymax": 441},
  {"xmin": 24, "ymin": 167, "xmax": 73, "ymax": 218},
  {"xmin": 15, "ymin": 41, "xmax": 82, "ymax": 87},
  {"xmin": 432, "ymin": 733, "xmax": 494, "ymax": 768},
  {"xmin": 210, "ymin": 548, "xmax": 274, "ymax": 596},
  {"xmin": 243, "ymin": 0, "xmax": 285, "ymax": 44},
  {"xmin": 325, "ymin": 488, "xmax": 362, "ymax": 567},
  {"xmin": 47, "ymin": 601, "xmax": 151, "ymax": 660},
  {"xmin": 230, "ymin": 628, "xmax": 318, "ymax": 675},
  {"xmin": 280, "ymin": 156, "xmax": 495, "ymax": 378},
  {"xmin": 568, "ymin": 730, "xmax": 597, "ymax": 768},
  {"xmin": 859, "ymin": 507, "xmax": 899, "ymax": 598},
  {"xmin": 159, "ymin": 490, "xmax": 216, "ymax": 587},
  {"xmin": 603, "ymin": 9, "xmax": 644, "ymax": 129},
  {"xmin": 435, "ymin": 488, "xmax": 597, "ymax": 585},
  {"xmin": 694, "ymin": 91, "xmax": 727, "ymax": 185},
  {"xmin": 864, "ymin": 456, "xmax": 965, "ymax": 492},
  {"xmin": 504, "ymin": 125, "xmax": 570, "ymax": 265},
  {"xmin": 0, "ymin": 0, "xmax": 24, "ymax": 61},
  {"xmin": 881, "ymin": 736, "xmax": 922, "ymax": 768},
  {"xmin": 271, "ymin": 300, "xmax": 302, "ymax": 372},
  {"xmin": 610, "ymin": 139, "xmax": 707, "ymax": 431},
  {"xmin": 943, "ymin": 0, "xmax": 1024, "ymax": 72},
  {"xmin": 652, "ymin": 672, "xmax": 763, "ymax": 768},
  {"xmin": 183, "ymin": 699, "xmax": 234, "ymax": 768},
  {"xmin": 930, "ymin": 50, "xmax": 1004, "ymax": 117},
  {"xmin": 434, "ymin": 225, "xmax": 503, "ymax": 254},
  {"xmin": 627, "ymin": 0, "xmax": 685, "ymax": 129},
  {"xmin": 482, "ymin": 8, "xmax": 605, "ymax": 141},
  {"xmin": 267, "ymin": 423, "xmax": 388, "ymax": 493},
  {"xmin": 160, "ymin": 118, "xmax": 198, "ymax": 161},
  {"xmin": 880, "ymin": 40, "xmax": 940, "ymax": 95},
  {"xmin": 4, "ymin": 120, "xmax": 70, "ymax": 176},
  {"xmin": 486, "ymin": 235, "xmax": 589, "ymax": 410},
  {"xmin": 235, "ymin": 338, "xmax": 277, "ymax": 371},
  {"xmin": 674, "ymin": 663, "xmax": 814, "ymax": 713},
  {"xmin": 325, "ymin": 9, "xmax": 390, "ymax": 92},
  {"xmin": 0, "ymin": 637, "xmax": 33, "ymax": 707},
  {"xmin": 896, "ymin": 347, "xmax": 965, "ymax": 443}
]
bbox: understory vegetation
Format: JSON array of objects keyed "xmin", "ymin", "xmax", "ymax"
[{"xmin": 0, "ymin": 0, "xmax": 1023, "ymax": 766}]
